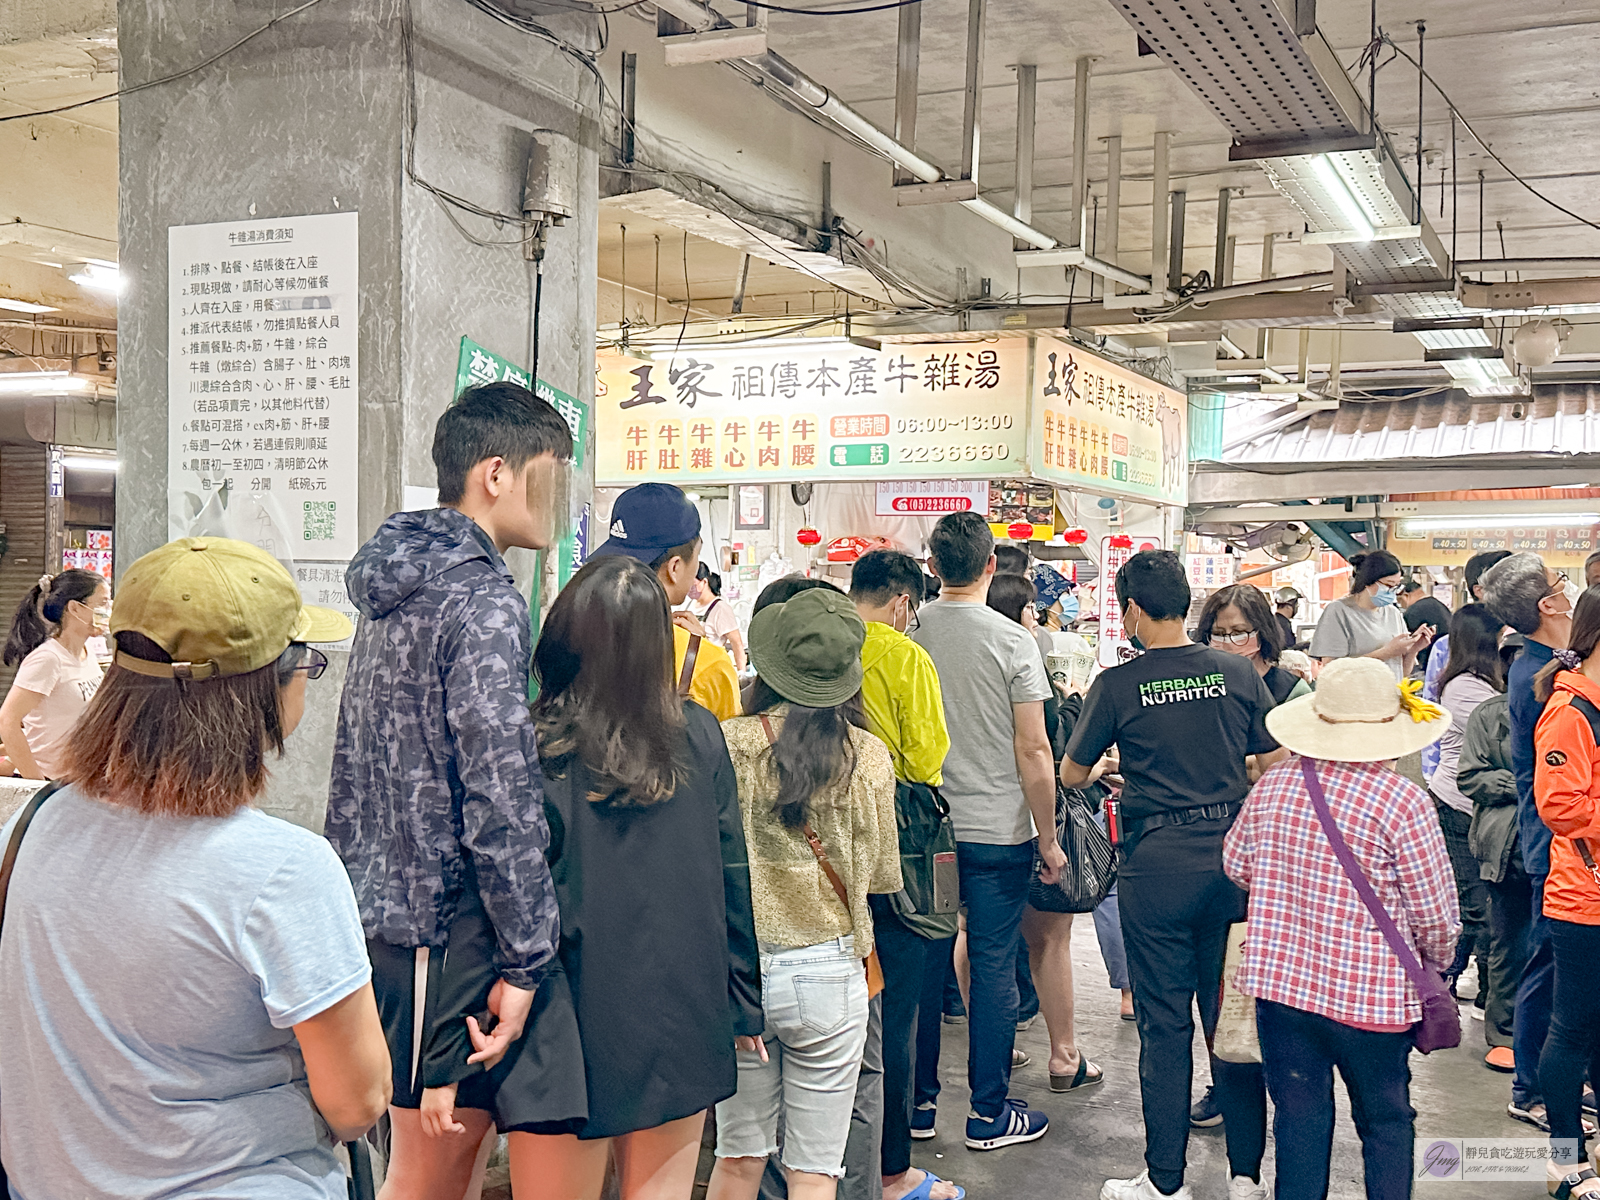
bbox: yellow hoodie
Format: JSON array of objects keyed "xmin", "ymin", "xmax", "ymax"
[{"xmin": 859, "ymin": 621, "xmax": 951, "ymax": 786}]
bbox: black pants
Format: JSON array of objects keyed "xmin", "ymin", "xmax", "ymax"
[
  {"xmin": 1119, "ymin": 847, "xmax": 1266, "ymax": 1194},
  {"xmin": 1483, "ymin": 873, "xmax": 1532, "ymax": 1052},
  {"xmin": 1256, "ymin": 1000, "xmax": 1415, "ymax": 1200},
  {"xmin": 1541, "ymin": 919, "xmax": 1600, "ymax": 1165},
  {"xmin": 1432, "ymin": 798, "xmax": 1489, "ymax": 982},
  {"xmin": 915, "ymin": 934, "xmax": 955, "ymax": 1110},
  {"xmin": 871, "ymin": 894, "xmax": 932, "ymax": 1178}
]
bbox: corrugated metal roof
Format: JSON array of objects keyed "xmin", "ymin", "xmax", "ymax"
[{"xmin": 1223, "ymin": 385, "xmax": 1600, "ymax": 465}]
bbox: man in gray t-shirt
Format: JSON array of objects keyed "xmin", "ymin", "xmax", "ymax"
[{"xmin": 912, "ymin": 513, "xmax": 1061, "ymax": 1150}]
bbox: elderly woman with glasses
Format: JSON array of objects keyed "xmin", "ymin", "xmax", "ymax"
[{"xmin": 1196, "ymin": 585, "xmax": 1313, "ymax": 707}]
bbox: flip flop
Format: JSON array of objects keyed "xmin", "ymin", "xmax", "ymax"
[
  {"xmin": 901, "ymin": 1171, "xmax": 966, "ymax": 1200},
  {"xmin": 1050, "ymin": 1055, "xmax": 1104, "ymax": 1092}
]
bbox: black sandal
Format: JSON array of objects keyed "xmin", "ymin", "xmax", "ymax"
[
  {"xmin": 1049, "ymin": 1055, "xmax": 1104, "ymax": 1092},
  {"xmin": 1551, "ymin": 1166, "xmax": 1600, "ymax": 1200}
]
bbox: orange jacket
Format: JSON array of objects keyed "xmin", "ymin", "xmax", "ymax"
[{"xmin": 1533, "ymin": 671, "xmax": 1600, "ymax": 925}]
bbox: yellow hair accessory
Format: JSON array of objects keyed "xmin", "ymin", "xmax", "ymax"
[{"xmin": 1398, "ymin": 678, "xmax": 1445, "ymax": 724}]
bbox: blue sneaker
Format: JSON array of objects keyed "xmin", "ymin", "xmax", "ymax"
[
  {"xmin": 964, "ymin": 1098, "xmax": 1049, "ymax": 1150},
  {"xmin": 911, "ymin": 1102, "xmax": 938, "ymax": 1141}
]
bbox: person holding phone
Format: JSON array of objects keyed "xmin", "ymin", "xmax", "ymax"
[{"xmin": 1309, "ymin": 551, "xmax": 1431, "ymax": 681}]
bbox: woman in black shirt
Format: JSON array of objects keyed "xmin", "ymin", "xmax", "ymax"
[{"xmin": 499, "ymin": 555, "xmax": 762, "ymax": 1199}]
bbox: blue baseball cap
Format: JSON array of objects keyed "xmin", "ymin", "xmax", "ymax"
[{"xmin": 591, "ymin": 483, "xmax": 702, "ymax": 564}]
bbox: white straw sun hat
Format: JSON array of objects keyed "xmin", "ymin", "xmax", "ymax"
[{"xmin": 1265, "ymin": 657, "xmax": 1451, "ymax": 762}]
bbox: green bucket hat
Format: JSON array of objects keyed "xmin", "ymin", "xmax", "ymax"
[{"xmin": 748, "ymin": 586, "xmax": 866, "ymax": 708}]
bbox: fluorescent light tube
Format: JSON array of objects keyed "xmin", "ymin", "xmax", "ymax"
[
  {"xmin": 1310, "ymin": 155, "xmax": 1375, "ymax": 243},
  {"xmin": 0, "ymin": 298, "xmax": 57, "ymax": 314},
  {"xmin": 69, "ymin": 262, "xmax": 122, "ymax": 293},
  {"xmin": 60, "ymin": 456, "xmax": 118, "ymax": 472},
  {"xmin": 1399, "ymin": 514, "xmax": 1600, "ymax": 532},
  {"xmin": 0, "ymin": 372, "xmax": 94, "ymax": 395}
]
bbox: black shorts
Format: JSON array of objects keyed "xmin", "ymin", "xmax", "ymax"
[{"xmin": 369, "ymin": 883, "xmax": 502, "ymax": 1111}]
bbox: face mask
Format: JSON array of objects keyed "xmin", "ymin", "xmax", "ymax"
[
  {"xmin": 1059, "ymin": 595, "xmax": 1080, "ymax": 623},
  {"xmin": 1563, "ymin": 578, "xmax": 1582, "ymax": 611},
  {"xmin": 1372, "ymin": 585, "xmax": 1400, "ymax": 608},
  {"xmin": 1215, "ymin": 634, "xmax": 1259, "ymax": 659},
  {"xmin": 1124, "ymin": 608, "xmax": 1145, "ymax": 652}
]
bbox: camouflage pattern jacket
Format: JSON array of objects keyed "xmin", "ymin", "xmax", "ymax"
[{"xmin": 327, "ymin": 507, "xmax": 558, "ymax": 990}]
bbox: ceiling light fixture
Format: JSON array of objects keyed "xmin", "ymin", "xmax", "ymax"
[
  {"xmin": 0, "ymin": 371, "xmax": 95, "ymax": 395},
  {"xmin": 1309, "ymin": 155, "xmax": 1375, "ymax": 243},
  {"xmin": 68, "ymin": 262, "xmax": 123, "ymax": 293},
  {"xmin": 60, "ymin": 456, "xmax": 118, "ymax": 472},
  {"xmin": 0, "ymin": 298, "xmax": 58, "ymax": 314}
]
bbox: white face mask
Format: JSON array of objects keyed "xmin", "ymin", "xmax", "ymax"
[{"xmin": 1564, "ymin": 578, "xmax": 1582, "ymax": 611}]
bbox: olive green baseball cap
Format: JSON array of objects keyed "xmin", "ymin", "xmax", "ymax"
[
  {"xmin": 110, "ymin": 537, "xmax": 353, "ymax": 681},
  {"xmin": 748, "ymin": 586, "xmax": 866, "ymax": 708}
]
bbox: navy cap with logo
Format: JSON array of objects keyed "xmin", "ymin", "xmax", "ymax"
[{"xmin": 591, "ymin": 483, "xmax": 702, "ymax": 564}]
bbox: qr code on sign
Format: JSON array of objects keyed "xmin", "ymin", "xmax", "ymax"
[{"xmin": 303, "ymin": 501, "xmax": 337, "ymax": 542}]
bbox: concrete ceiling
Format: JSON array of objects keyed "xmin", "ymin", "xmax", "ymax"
[
  {"xmin": 0, "ymin": 0, "xmax": 119, "ymax": 331},
  {"xmin": 7, "ymin": 0, "xmax": 1600, "ymax": 383}
]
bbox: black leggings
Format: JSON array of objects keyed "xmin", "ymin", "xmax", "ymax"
[{"xmin": 1540, "ymin": 918, "xmax": 1600, "ymax": 1165}]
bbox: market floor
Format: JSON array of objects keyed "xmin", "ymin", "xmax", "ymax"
[{"xmin": 905, "ymin": 917, "xmax": 1537, "ymax": 1200}]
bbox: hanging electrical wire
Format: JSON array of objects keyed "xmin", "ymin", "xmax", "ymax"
[
  {"xmin": 1377, "ymin": 33, "xmax": 1600, "ymax": 234},
  {"xmin": 0, "ymin": 0, "xmax": 332, "ymax": 123}
]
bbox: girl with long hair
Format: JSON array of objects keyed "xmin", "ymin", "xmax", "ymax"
[
  {"xmin": 1308, "ymin": 551, "xmax": 1432, "ymax": 680},
  {"xmin": 480, "ymin": 554, "xmax": 762, "ymax": 1200},
  {"xmin": 1531, "ymin": 586, "xmax": 1600, "ymax": 1199},
  {"xmin": 0, "ymin": 568, "xmax": 109, "ymax": 778},
  {"xmin": 711, "ymin": 587, "xmax": 901, "ymax": 1200},
  {"xmin": 1196, "ymin": 583, "xmax": 1312, "ymax": 706},
  {"xmin": 1430, "ymin": 603, "xmax": 1505, "ymax": 999}
]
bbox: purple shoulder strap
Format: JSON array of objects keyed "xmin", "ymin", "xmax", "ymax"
[{"xmin": 1298, "ymin": 757, "xmax": 1444, "ymax": 1001}]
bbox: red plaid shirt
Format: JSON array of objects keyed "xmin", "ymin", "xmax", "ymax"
[{"xmin": 1223, "ymin": 758, "xmax": 1460, "ymax": 1029}]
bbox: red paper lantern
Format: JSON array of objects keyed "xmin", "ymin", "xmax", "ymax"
[
  {"xmin": 796, "ymin": 526, "xmax": 822, "ymax": 547},
  {"xmin": 1108, "ymin": 533, "xmax": 1134, "ymax": 549},
  {"xmin": 1062, "ymin": 527, "xmax": 1089, "ymax": 545},
  {"xmin": 1007, "ymin": 522, "xmax": 1035, "ymax": 541}
]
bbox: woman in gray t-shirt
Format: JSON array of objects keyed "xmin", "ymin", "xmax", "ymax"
[{"xmin": 1309, "ymin": 550, "xmax": 1433, "ymax": 681}]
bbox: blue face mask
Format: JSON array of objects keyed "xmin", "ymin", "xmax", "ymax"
[
  {"xmin": 1372, "ymin": 585, "xmax": 1400, "ymax": 608},
  {"xmin": 1059, "ymin": 595, "xmax": 1081, "ymax": 623}
]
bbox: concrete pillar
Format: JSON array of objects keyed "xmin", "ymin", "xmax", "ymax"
[{"xmin": 117, "ymin": 0, "xmax": 600, "ymax": 829}]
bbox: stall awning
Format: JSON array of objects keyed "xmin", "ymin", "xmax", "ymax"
[
  {"xmin": 1191, "ymin": 385, "xmax": 1600, "ymax": 503},
  {"xmin": 1222, "ymin": 385, "xmax": 1600, "ymax": 466}
]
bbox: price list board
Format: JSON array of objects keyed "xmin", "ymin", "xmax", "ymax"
[{"xmin": 168, "ymin": 211, "xmax": 360, "ymax": 560}]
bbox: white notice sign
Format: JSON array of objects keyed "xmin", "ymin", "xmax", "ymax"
[
  {"xmin": 168, "ymin": 211, "xmax": 359, "ymax": 561},
  {"xmin": 1096, "ymin": 533, "xmax": 1164, "ymax": 668}
]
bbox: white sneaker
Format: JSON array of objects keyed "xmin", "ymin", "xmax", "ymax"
[
  {"xmin": 1100, "ymin": 1171, "xmax": 1194, "ymax": 1200},
  {"xmin": 1228, "ymin": 1176, "xmax": 1268, "ymax": 1200}
]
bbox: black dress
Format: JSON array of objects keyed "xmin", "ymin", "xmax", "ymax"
[{"xmin": 496, "ymin": 702, "xmax": 763, "ymax": 1139}]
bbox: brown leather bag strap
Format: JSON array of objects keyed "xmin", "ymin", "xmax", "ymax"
[
  {"xmin": 757, "ymin": 715, "xmax": 853, "ymax": 912},
  {"xmin": 678, "ymin": 634, "xmax": 702, "ymax": 699},
  {"xmin": 0, "ymin": 782, "xmax": 62, "ymax": 935},
  {"xmin": 1576, "ymin": 838, "xmax": 1600, "ymax": 890}
]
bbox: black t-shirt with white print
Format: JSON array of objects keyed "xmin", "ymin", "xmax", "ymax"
[{"xmin": 1066, "ymin": 642, "xmax": 1279, "ymax": 826}]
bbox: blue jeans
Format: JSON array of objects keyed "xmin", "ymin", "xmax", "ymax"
[
  {"xmin": 1257, "ymin": 1000, "xmax": 1415, "ymax": 1200},
  {"xmin": 716, "ymin": 937, "xmax": 871, "ymax": 1177},
  {"xmin": 1093, "ymin": 885, "xmax": 1129, "ymax": 991},
  {"xmin": 1513, "ymin": 876, "xmax": 1556, "ymax": 1107},
  {"xmin": 956, "ymin": 840, "xmax": 1034, "ymax": 1119}
]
